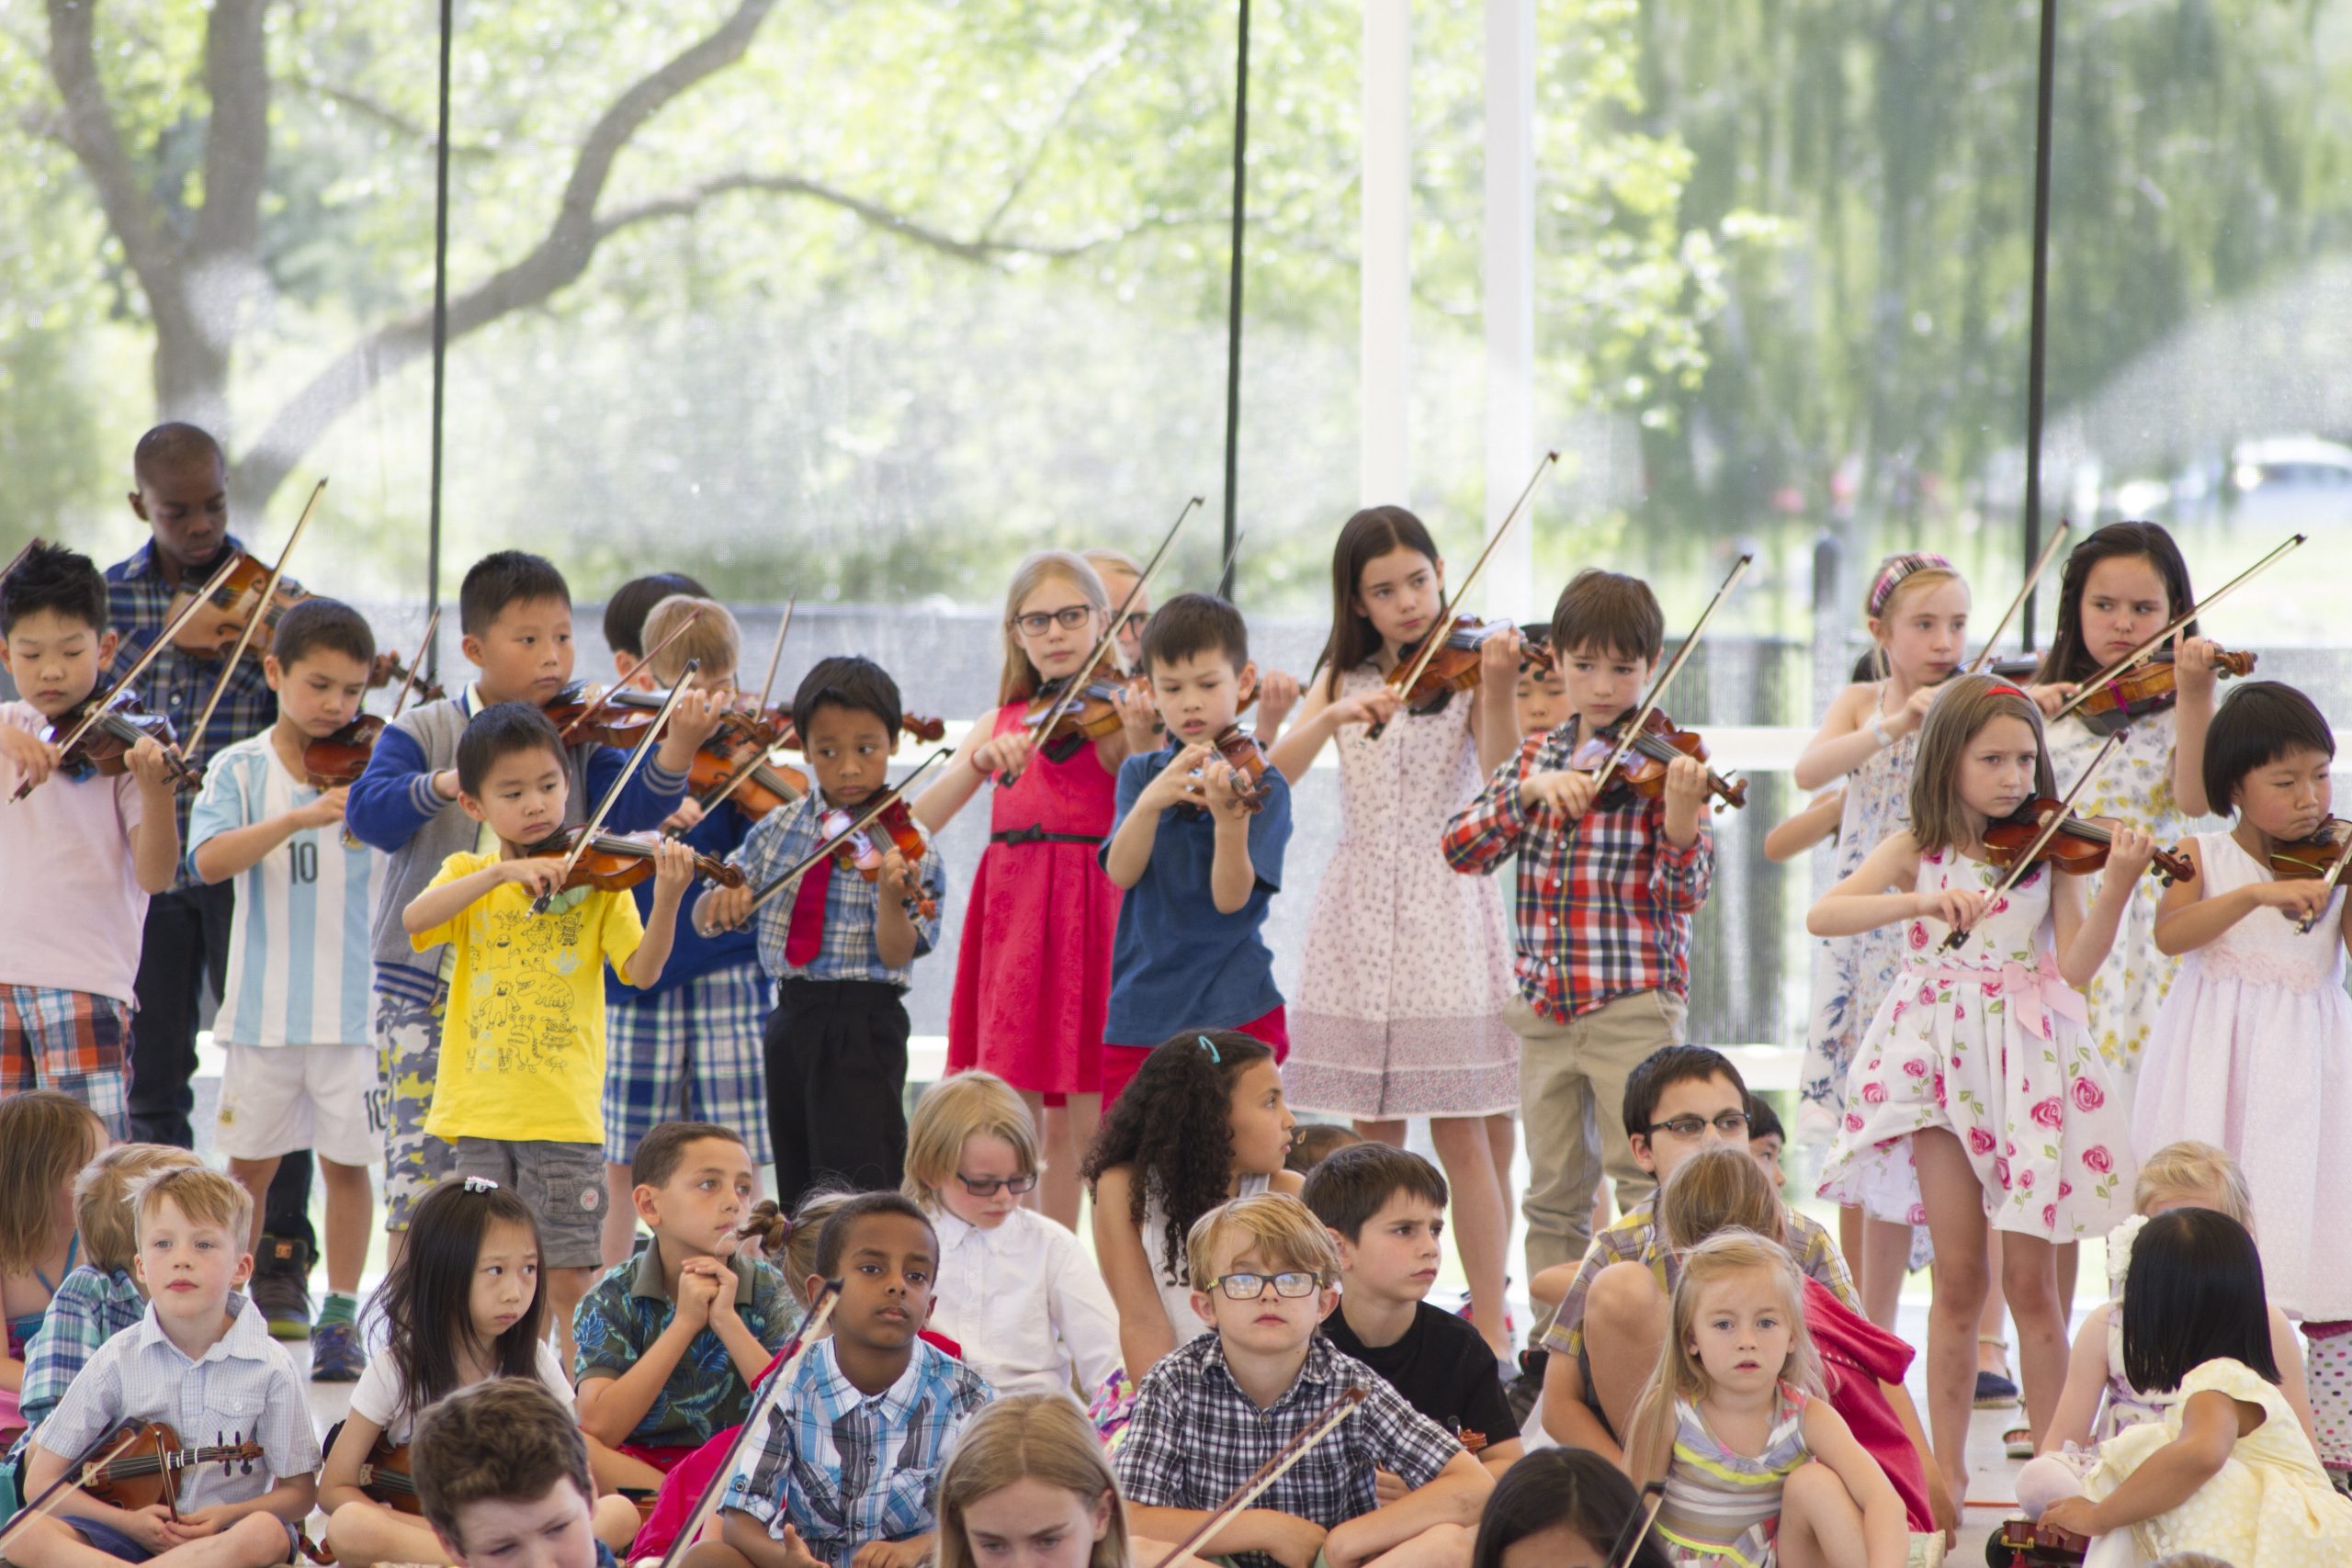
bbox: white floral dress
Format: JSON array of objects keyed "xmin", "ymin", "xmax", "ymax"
[
  {"xmin": 2045, "ymin": 707, "xmax": 2188, "ymax": 1089},
  {"xmin": 1816, "ymin": 846, "xmax": 2136, "ymax": 1240}
]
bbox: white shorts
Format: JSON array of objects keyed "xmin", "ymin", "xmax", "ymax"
[{"xmin": 214, "ymin": 1042, "xmax": 385, "ymax": 1165}]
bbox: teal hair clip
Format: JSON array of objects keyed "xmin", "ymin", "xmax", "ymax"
[{"xmin": 1196, "ymin": 1033, "xmax": 1220, "ymax": 1063}]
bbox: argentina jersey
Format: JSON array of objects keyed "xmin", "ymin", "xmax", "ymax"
[{"xmin": 187, "ymin": 731, "xmax": 382, "ymax": 1045}]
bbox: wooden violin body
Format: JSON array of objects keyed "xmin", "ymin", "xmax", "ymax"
[
  {"xmin": 1592, "ymin": 710, "xmax": 1747, "ymax": 812},
  {"xmin": 524, "ymin": 827, "xmax": 746, "ymax": 893},
  {"xmin": 687, "ymin": 736, "xmax": 808, "ymax": 819},
  {"xmin": 355, "ymin": 1439, "xmax": 423, "ymax": 1516},
  {"xmin": 539, "ymin": 683, "xmax": 661, "ymax": 749},
  {"xmin": 1982, "ymin": 799, "xmax": 2195, "ymax": 886},
  {"xmin": 369, "ymin": 652, "xmax": 447, "ymax": 705},
  {"xmin": 1210, "ymin": 725, "xmax": 1271, "ymax": 813},
  {"xmin": 2267, "ymin": 818, "xmax": 2352, "ymax": 880},
  {"xmin": 1022, "ymin": 660, "xmax": 1138, "ymax": 749},
  {"xmin": 819, "ymin": 799, "xmax": 936, "ymax": 919},
  {"xmin": 1392, "ymin": 615, "xmax": 1552, "ymax": 715},
  {"xmin": 2069, "ymin": 647, "xmax": 2256, "ymax": 720},
  {"xmin": 17, "ymin": 693, "xmax": 201, "ymax": 801},
  {"xmin": 301, "ymin": 716, "xmax": 384, "ymax": 790},
  {"xmin": 165, "ymin": 554, "xmax": 309, "ymax": 660},
  {"xmin": 78, "ymin": 1421, "xmax": 264, "ymax": 1512}
]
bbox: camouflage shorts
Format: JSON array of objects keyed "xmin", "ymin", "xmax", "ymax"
[{"xmin": 375, "ymin": 981, "xmax": 458, "ymax": 1230}]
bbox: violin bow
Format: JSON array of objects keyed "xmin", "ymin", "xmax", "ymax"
[
  {"xmin": 1938, "ymin": 726, "xmax": 2124, "ymax": 954},
  {"xmin": 2050, "ymin": 532, "xmax": 2304, "ymax": 722},
  {"xmin": 1155, "ymin": 1388, "xmax": 1367, "ymax": 1568},
  {"xmin": 1365, "ymin": 451, "xmax": 1559, "ymax": 744},
  {"xmin": 185, "ymin": 478, "xmax": 328, "ymax": 758},
  {"xmin": 387, "ymin": 606, "xmax": 439, "ymax": 721},
  {"xmin": 737, "ymin": 748, "xmax": 951, "ymax": 919},
  {"xmin": 644, "ymin": 1281, "xmax": 843, "ymax": 1568},
  {"xmin": 1566, "ymin": 554, "xmax": 1753, "ymax": 840},
  {"xmin": 1027, "ymin": 496, "xmax": 1204, "ymax": 747},
  {"xmin": 2292, "ymin": 828, "xmax": 2352, "ymax": 935},
  {"xmin": 534, "ymin": 660, "xmax": 699, "ymax": 915},
  {"xmin": 0, "ymin": 536, "xmax": 44, "ymax": 585},
  {"xmin": 1602, "ymin": 1481, "xmax": 1667, "ymax": 1568},
  {"xmin": 1965, "ymin": 519, "xmax": 2071, "ymax": 674},
  {"xmin": 690, "ymin": 598, "xmax": 796, "ymax": 819},
  {"xmin": 0, "ymin": 1427, "xmax": 144, "ymax": 1556},
  {"xmin": 561, "ymin": 606, "xmax": 707, "ymax": 742}
]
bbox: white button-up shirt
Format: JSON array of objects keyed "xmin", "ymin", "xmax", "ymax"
[{"xmin": 927, "ymin": 1206, "xmax": 1122, "ymax": 1401}]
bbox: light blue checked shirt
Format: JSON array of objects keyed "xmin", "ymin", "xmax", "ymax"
[
  {"xmin": 17, "ymin": 1266, "xmax": 147, "ymax": 1447},
  {"xmin": 727, "ymin": 792, "xmax": 944, "ymax": 987},
  {"xmin": 720, "ymin": 1337, "xmax": 990, "ymax": 1568}
]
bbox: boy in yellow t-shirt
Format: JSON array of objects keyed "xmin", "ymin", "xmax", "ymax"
[{"xmin": 402, "ymin": 702, "xmax": 693, "ymax": 1353}]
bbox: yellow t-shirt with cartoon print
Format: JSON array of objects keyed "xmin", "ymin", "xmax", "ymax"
[{"xmin": 412, "ymin": 849, "xmax": 644, "ymax": 1144}]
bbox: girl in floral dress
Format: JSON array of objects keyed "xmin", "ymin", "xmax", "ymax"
[{"xmin": 1812, "ymin": 674, "xmax": 2148, "ymax": 1510}]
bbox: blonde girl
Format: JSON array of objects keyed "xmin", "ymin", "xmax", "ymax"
[
  {"xmin": 1624, "ymin": 1232, "xmax": 1905, "ymax": 1568},
  {"xmin": 1812, "ymin": 674, "xmax": 2147, "ymax": 1506},
  {"xmin": 915, "ymin": 551, "xmax": 1148, "ymax": 1226},
  {"xmin": 0, "ymin": 1092, "xmax": 106, "ymax": 1440},
  {"xmin": 936, "ymin": 1394, "xmax": 1142, "ymax": 1568},
  {"xmin": 903, "ymin": 1072, "xmax": 1120, "ymax": 1401}
]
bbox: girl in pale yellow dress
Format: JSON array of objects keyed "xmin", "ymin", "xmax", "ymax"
[{"xmin": 2017, "ymin": 1209, "xmax": 2352, "ymax": 1567}]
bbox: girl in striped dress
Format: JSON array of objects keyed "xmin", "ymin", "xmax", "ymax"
[{"xmin": 1624, "ymin": 1232, "xmax": 1907, "ymax": 1568}]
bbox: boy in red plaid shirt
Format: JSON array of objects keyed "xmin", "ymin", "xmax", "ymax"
[{"xmin": 1441, "ymin": 569, "xmax": 1713, "ymax": 1288}]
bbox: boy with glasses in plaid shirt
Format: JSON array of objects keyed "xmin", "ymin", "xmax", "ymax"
[{"xmin": 1114, "ymin": 1192, "xmax": 1490, "ymax": 1568}]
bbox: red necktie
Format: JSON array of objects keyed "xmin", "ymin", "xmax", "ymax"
[{"xmin": 784, "ymin": 852, "xmax": 833, "ymax": 968}]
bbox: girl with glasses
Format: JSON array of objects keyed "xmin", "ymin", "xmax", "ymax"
[{"xmin": 903, "ymin": 1069, "xmax": 1122, "ymax": 1402}]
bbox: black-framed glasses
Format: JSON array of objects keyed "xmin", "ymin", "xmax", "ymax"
[
  {"xmin": 1117, "ymin": 611, "xmax": 1150, "ymax": 635},
  {"xmin": 954, "ymin": 1171, "xmax": 1038, "ymax": 1197},
  {"xmin": 1645, "ymin": 1111, "xmax": 1750, "ymax": 1140},
  {"xmin": 1207, "ymin": 1270, "xmax": 1321, "ymax": 1301},
  {"xmin": 1010, "ymin": 605, "xmax": 1095, "ymax": 636}
]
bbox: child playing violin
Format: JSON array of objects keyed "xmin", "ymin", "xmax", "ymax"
[
  {"xmin": 698, "ymin": 656, "xmax": 944, "ymax": 1210},
  {"xmin": 1442, "ymin": 569, "xmax": 1714, "ymax": 1283},
  {"xmin": 400, "ymin": 701, "xmax": 695, "ymax": 1357},
  {"xmin": 0, "ymin": 542, "xmax": 184, "ymax": 1144},
  {"xmin": 596, "ymin": 592, "xmax": 774, "ymax": 1265}
]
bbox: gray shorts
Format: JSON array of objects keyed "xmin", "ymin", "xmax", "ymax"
[{"xmin": 452, "ymin": 1137, "xmax": 606, "ymax": 1269}]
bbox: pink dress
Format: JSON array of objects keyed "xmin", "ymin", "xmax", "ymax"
[
  {"xmin": 1816, "ymin": 847, "xmax": 2136, "ymax": 1241},
  {"xmin": 944, "ymin": 702, "xmax": 1123, "ymax": 1094}
]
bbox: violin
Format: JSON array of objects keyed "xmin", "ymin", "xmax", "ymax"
[
  {"xmin": 355, "ymin": 1438, "xmax": 424, "ymax": 1516},
  {"xmin": 686, "ymin": 734, "xmax": 808, "ymax": 819},
  {"xmin": 1022, "ymin": 656, "xmax": 1140, "ymax": 754},
  {"xmin": 1209, "ymin": 725, "xmax": 1271, "ymax": 813},
  {"xmin": 1588, "ymin": 710, "xmax": 1747, "ymax": 812},
  {"xmin": 1389, "ymin": 615, "xmax": 1553, "ymax": 715},
  {"xmin": 164, "ymin": 550, "xmax": 311, "ymax": 660},
  {"xmin": 1982, "ymin": 799, "xmax": 2195, "ymax": 885},
  {"xmin": 521, "ymin": 826, "xmax": 746, "ymax": 893},
  {"xmin": 76, "ymin": 1422, "xmax": 264, "ymax": 1512},
  {"xmin": 604, "ymin": 684, "xmax": 946, "ymax": 755},
  {"xmin": 818, "ymin": 798, "xmax": 936, "ymax": 919},
  {"xmin": 774, "ymin": 711, "xmax": 948, "ymax": 750},
  {"xmin": 2264, "ymin": 819, "xmax": 2352, "ymax": 881},
  {"xmin": 369, "ymin": 651, "xmax": 446, "ymax": 705},
  {"xmin": 2067, "ymin": 647, "xmax": 2256, "ymax": 721},
  {"xmin": 14, "ymin": 692, "xmax": 201, "ymax": 801},
  {"xmin": 537, "ymin": 682, "xmax": 662, "ymax": 749},
  {"xmin": 301, "ymin": 715, "xmax": 382, "ymax": 790}
]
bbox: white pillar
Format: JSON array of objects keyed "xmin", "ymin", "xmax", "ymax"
[
  {"xmin": 1361, "ymin": 0, "xmax": 1411, "ymax": 507},
  {"xmin": 1483, "ymin": 0, "xmax": 1536, "ymax": 618}
]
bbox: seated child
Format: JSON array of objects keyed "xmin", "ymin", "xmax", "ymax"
[
  {"xmin": 1286, "ymin": 1122, "xmax": 1364, "ymax": 1175},
  {"xmin": 2043, "ymin": 1141, "xmax": 2317, "ymax": 1455},
  {"xmin": 1114, "ymin": 1191, "xmax": 1491, "ymax": 1568},
  {"xmin": 698, "ymin": 1192, "xmax": 992, "ymax": 1568},
  {"xmin": 936, "ymin": 1393, "xmax": 1163, "ymax": 1568},
  {"xmin": 1298, "ymin": 1144, "xmax": 1521, "ymax": 1475},
  {"xmin": 903, "ymin": 1071, "xmax": 1119, "ymax": 1402},
  {"xmin": 2019, "ymin": 1209, "xmax": 2352, "ymax": 1564},
  {"xmin": 401, "ymin": 702, "xmax": 694, "ymax": 1350},
  {"xmin": 574, "ymin": 1121, "xmax": 797, "ymax": 1477},
  {"xmin": 0, "ymin": 1093, "xmax": 106, "ymax": 1445},
  {"xmin": 14, "ymin": 1168, "xmax": 321, "ymax": 1568},
  {"xmin": 1536, "ymin": 1046, "xmax": 1858, "ymax": 1461},
  {"xmin": 1745, "ymin": 1094, "xmax": 1786, "ymax": 1190},
  {"xmin": 413, "ymin": 1378, "xmax": 613, "ymax": 1568},
  {"xmin": 1467, "ymin": 1448, "xmax": 1669, "ymax": 1568},
  {"xmin": 323, "ymin": 1177, "xmax": 641, "ymax": 1568},
  {"xmin": 16, "ymin": 1144, "xmax": 202, "ymax": 1443},
  {"xmin": 1657, "ymin": 1145, "xmax": 1954, "ymax": 1553},
  {"xmin": 1623, "ymin": 1231, "xmax": 1906, "ymax": 1568}
]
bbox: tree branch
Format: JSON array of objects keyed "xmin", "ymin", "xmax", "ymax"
[
  {"xmin": 281, "ymin": 73, "xmax": 492, "ymax": 155},
  {"xmin": 975, "ymin": 24, "xmax": 1138, "ymax": 243},
  {"xmin": 42, "ymin": 0, "xmax": 180, "ymax": 296}
]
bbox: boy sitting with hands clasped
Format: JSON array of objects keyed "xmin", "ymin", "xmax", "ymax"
[{"xmin": 1114, "ymin": 1191, "xmax": 1491, "ymax": 1568}]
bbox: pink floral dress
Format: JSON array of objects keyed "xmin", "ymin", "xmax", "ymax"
[{"xmin": 1816, "ymin": 846, "xmax": 2136, "ymax": 1241}]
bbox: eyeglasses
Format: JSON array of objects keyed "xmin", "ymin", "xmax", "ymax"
[
  {"xmin": 954, "ymin": 1172, "xmax": 1038, "ymax": 1197},
  {"xmin": 1010, "ymin": 605, "xmax": 1095, "ymax": 636},
  {"xmin": 1207, "ymin": 1270, "xmax": 1322, "ymax": 1301},
  {"xmin": 1645, "ymin": 1111, "xmax": 1751, "ymax": 1140},
  {"xmin": 1117, "ymin": 611, "xmax": 1150, "ymax": 636}
]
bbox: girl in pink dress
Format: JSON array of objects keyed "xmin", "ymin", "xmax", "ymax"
[
  {"xmin": 1811, "ymin": 674, "xmax": 2148, "ymax": 1511},
  {"xmin": 915, "ymin": 550, "xmax": 1148, "ymax": 1227}
]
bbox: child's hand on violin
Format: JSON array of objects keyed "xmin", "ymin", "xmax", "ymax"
[
  {"xmin": 1113, "ymin": 682, "xmax": 1161, "ymax": 752},
  {"xmin": 663, "ymin": 687, "xmax": 731, "ymax": 752},
  {"xmin": 2099, "ymin": 821, "xmax": 2156, "ymax": 883},
  {"xmin": 648, "ymin": 837, "xmax": 696, "ymax": 903},
  {"xmin": 1917, "ymin": 884, "xmax": 1992, "ymax": 933},
  {"xmin": 1197, "ymin": 758, "xmax": 1250, "ymax": 821},
  {"xmin": 2033, "ymin": 1496, "xmax": 2099, "ymax": 1540},
  {"xmin": 696, "ymin": 881, "xmax": 754, "ymax": 935},
  {"xmin": 1140, "ymin": 743, "xmax": 1216, "ymax": 812},
  {"xmin": 292, "ymin": 785, "xmax": 349, "ymax": 829},
  {"xmin": 1480, "ymin": 629, "xmax": 1521, "ymax": 689},
  {"xmin": 972, "ymin": 729, "xmax": 1035, "ymax": 782},
  {"xmin": 1333, "ymin": 685, "xmax": 1404, "ymax": 730},
  {"xmin": 1891, "ymin": 682, "xmax": 1937, "ymax": 737},
  {"xmin": 662, "ymin": 797, "xmax": 707, "ymax": 835},
  {"xmin": 1660, "ymin": 752, "xmax": 1708, "ymax": 811},
  {"xmin": 124, "ymin": 737, "xmax": 179, "ymax": 793},
  {"xmin": 1520, "ymin": 767, "xmax": 1597, "ymax": 823},
  {"xmin": 0, "ymin": 724, "xmax": 61, "ymax": 786},
  {"xmin": 498, "ymin": 856, "xmax": 569, "ymax": 898},
  {"xmin": 2026, "ymin": 682, "xmax": 2077, "ymax": 718},
  {"xmin": 2249, "ymin": 876, "xmax": 2336, "ymax": 922},
  {"xmin": 2174, "ymin": 629, "xmax": 2223, "ymax": 698},
  {"xmin": 1256, "ymin": 667, "xmax": 1301, "ymax": 733},
  {"xmin": 878, "ymin": 848, "xmax": 923, "ymax": 903}
]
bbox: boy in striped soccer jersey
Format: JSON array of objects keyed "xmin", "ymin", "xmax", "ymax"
[{"xmin": 188, "ymin": 597, "xmax": 384, "ymax": 1382}]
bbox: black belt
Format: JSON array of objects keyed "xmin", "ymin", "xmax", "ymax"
[{"xmin": 990, "ymin": 824, "xmax": 1104, "ymax": 846}]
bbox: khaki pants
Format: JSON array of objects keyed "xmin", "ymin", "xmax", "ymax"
[{"xmin": 1510, "ymin": 987, "xmax": 1686, "ymax": 1280}]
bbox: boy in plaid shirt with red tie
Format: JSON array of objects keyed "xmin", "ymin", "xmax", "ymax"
[{"xmin": 1441, "ymin": 569, "xmax": 1713, "ymax": 1287}]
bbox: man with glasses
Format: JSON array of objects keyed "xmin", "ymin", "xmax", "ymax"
[{"xmin": 1533, "ymin": 1046, "xmax": 1861, "ymax": 1465}]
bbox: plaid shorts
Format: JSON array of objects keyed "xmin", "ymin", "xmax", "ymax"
[
  {"xmin": 602, "ymin": 964, "xmax": 773, "ymax": 1167},
  {"xmin": 0, "ymin": 984, "xmax": 130, "ymax": 1140},
  {"xmin": 375, "ymin": 977, "xmax": 458, "ymax": 1230}
]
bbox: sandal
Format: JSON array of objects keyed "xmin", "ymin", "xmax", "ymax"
[
  {"xmin": 2004, "ymin": 1423, "xmax": 2035, "ymax": 1461},
  {"xmin": 1975, "ymin": 1335, "xmax": 2020, "ymax": 1408}
]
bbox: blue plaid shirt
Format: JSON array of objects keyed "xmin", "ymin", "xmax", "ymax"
[
  {"xmin": 728, "ymin": 791, "xmax": 944, "ymax": 987},
  {"xmin": 721, "ymin": 1337, "xmax": 991, "ymax": 1568},
  {"xmin": 13, "ymin": 1265, "xmax": 145, "ymax": 1456},
  {"xmin": 572, "ymin": 1243, "xmax": 798, "ymax": 1447},
  {"xmin": 107, "ymin": 537, "xmax": 279, "ymax": 891}
]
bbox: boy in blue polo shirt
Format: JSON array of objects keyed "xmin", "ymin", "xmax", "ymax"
[{"xmin": 1099, "ymin": 592, "xmax": 1293, "ymax": 1106}]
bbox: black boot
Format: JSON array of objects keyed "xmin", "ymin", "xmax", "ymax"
[{"xmin": 249, "ymin": 1232, "xmax": 312, "ymax": 1341}]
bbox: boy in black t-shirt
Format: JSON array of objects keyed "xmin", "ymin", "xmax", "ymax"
[{"xmin": 1302, "ymin": 1142, "xmax": 1521, "ymax": 1477}]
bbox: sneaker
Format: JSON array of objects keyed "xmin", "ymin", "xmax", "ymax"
[
  {"xmin": 1974, "ymin": 1367, "xmax": 2019, "ymax": 1408},
  {"xmin": 310, "ymin": 1319, "xmax": 365, "ymax": 1382},
  {"xmin": 251, "ymin": 1234, "xmax": 312, "ymax": 1341},
  {"xmin": 1504, "ymin": 1348, "xmax": 1547, "ymax": 1429}
]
